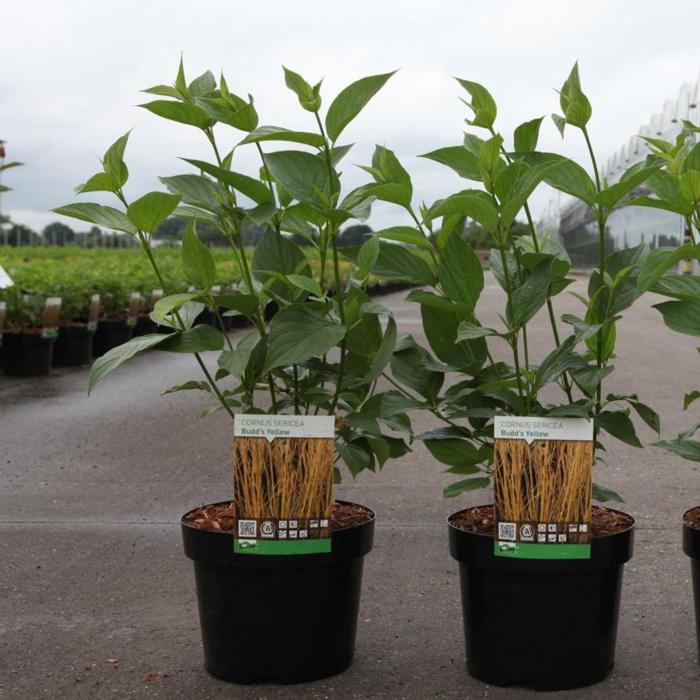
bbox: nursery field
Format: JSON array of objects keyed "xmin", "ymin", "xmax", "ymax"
[
  {"xmin": 1, "ymin": 276, "xmax": 699, "ymax": 699},
  {"xmin": 0, "ymin": 245, "xmax": 357, "ymax": 324}
]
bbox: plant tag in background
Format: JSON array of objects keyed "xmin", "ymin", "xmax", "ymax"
[
  {"xmin": 0, "ymin": 265, "xmax": 14, "ymax": 289},
  {"xmin": 494, "ymin": 417, "xmax": 593, "ymax": 560},
  {"xmin": 232, "ymin": 414, "xmax": 335, "ymax": 555},
  {"xmin": 149, "ymin": 289, "xmax": 164, "ymax": 310},
  {"xmin": 41, "ymin": 297, "xmax": 62, "ymax": 339},
  {"xmin": 127, "ymin": 291, "xmax": 142, "ymax": 327},
  {"xmin": 0, "ymin": 301, "xmax": 5, "ymax": 348},
  {"xmin": 88, "ymin": 294, "xmax": 100, "ymax": 332}
]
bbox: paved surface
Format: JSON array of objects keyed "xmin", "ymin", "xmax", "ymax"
[{"xmin": 1, "ymin": 274, "xmax": 700, "ymax": 699}]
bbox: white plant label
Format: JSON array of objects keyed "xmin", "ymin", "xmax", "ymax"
[
  {"xmin": 494, "ymin": 416, "xmax": 593, "ymax": 445},
  {"xmin": 234, "ymin": 414, "xmax": 335, "ymax": 442},
  {"xmin": 0, "ymin": 265, "xmax": 14, "ymax": 289}
]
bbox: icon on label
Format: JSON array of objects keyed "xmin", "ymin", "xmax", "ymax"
[
  {"xmin": 238, "ymin": 519, "xmax": 257, "ymax": 538},
  {"xmin": 289, "ymin": 520, "xmax": 298, "ymax": 529},
  {"xmin": 279, "ymin": 520, "xmax": 288, "ymax": 529},
  {"xmin": 260, "ymin": 521, "xmax": 275, "ymax": 538},
  {"xmin": 537, "ymin": 523, "xmax": 547, "ymax": 533},
  {"xmin": 278, "ymin": 531, "xmax": 287, "ymax": 539},
  {"xmin": 289, "ymin": 530, "xmax": 298, "ymax": 539},
  {"xmin": 537, "ymin": 534, "xmax": 547, "ymax": 543},
  {"xmin": 568, "ymin": 524, "xmax": 579, "ymax": 532},
  {"xmin": 320, "ymin": 519, "xmax": 329, "ymax": 528},
  {"xmin": 548, "ymin": 523, "xmax": 557, "ymax": 533},
  {"xmin": 299, "ymin": 530, "xmax": 308, "ymax": 539},
  {"xmin": 547, "ymin": 534, "xmax": 557, "ymax": 543},
  {"xmin": 579, "ymin": 523, "xmax": 588, "ymax": 533},
  {"xmin": 520, "ymin": 524, "xmax": 534, "ymax": 541},
  {"xmin": 558, "ymin": 534, "xmax": 567, "ymax": 543},
  {"xmin": 310, "ymin": 520, "xmax": 319, "ymax": 528}
]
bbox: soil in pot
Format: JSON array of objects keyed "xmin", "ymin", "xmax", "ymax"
[
  {"xmin": 53, "ymin": 323, "xmax": 93, "ymax": 367},
  {"xmin": 2, "ymin": 328, "xmax": 54, "ymax": 376},
  {"xmin": 181, "ymin": 499, "xmax": 375, "ymax": 684},
  {"xmin": 683, "ymin": 505, "xmax": 700, "ymax": 664},
  {"xmin": 92, "ymin": 319, "xmax": 134, "ymax": 358},
  {"xmin": 449, "ymin": 504, "xmax": 634, "ymax": 690}
]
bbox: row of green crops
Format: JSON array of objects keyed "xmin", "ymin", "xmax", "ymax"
[{"xmin": 0, "ymin": 246, "xmax": 358, "ymax": 328}]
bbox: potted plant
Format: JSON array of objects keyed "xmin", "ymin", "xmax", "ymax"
[
  {"xmin": 353, "ymin": 64, "xmax": 667, "ymax": 689},
  {"xmin": 90, "ymin": 283, "xmax": 135, "ymax": 358},
  {"xmin": 55, "ymin": 59, "xmax": 407, "ymax": 683},
  {"xmin": 623, "ymin": 121, "xmax": 700, "ymax": 663},
  {"xmin": 0, "ymin": 286, "xmax": 58, "ymax": 376},
  {"xmin": 52, "ymin": 283, "xmax": 100, "ymax": 366}
]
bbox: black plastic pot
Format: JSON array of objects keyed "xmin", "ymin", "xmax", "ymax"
[
  {"xmin": 181, "ymin": 500, "xmax": 375, "ymax": 684},
  {"xmin": 53, "ymin": 324, "xmax": 93, "ymax": 367},
  {"xmin": 2, "ymin": 330, "xmax": 54, "ymax": 376},
  {"xmin": 92, "ymin": 320, "xmax": 133, "ymax": 358},
  {"xmin": 132, "ymin": 315, "xmax": 158, "ymax": 337},
  {"xmin": 682, "ymin": 507, "xmax": 700, "ymax": 663},
  {"xmin": 449, "ymin": 505, "xmax": 635, "ymax": 690},
  {"xmin": 196, "ymin": 308, "xmax": 233, "ymax": 331}
]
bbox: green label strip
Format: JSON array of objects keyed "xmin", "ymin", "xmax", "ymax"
[
  {"xmin": 494, "ymin": 542, "xmax": 591, "ymax": 560},
  {"xmin": 234, "ymin": 538, "xmax": 331, "ymax": 555}
]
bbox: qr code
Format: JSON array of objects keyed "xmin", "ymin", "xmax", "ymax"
[
  {"xmin": 498, "ymin": 522, "xmax": 517, "ymax": 541},
  {"xmin": 238, "ymin": 519, "xmax": 257, "ymax": 538}
]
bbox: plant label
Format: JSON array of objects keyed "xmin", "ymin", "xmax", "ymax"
[
  {"xmin": 42, "ymin": 297, "xmax": 62, "ymax": 339},
  {"xmin": 0, "ymin": 301, "xmax": 5, "ymax": 347},
  {"xmin": 0, "ymin": 265, "xmax": 13, "ymax": 289},
  {"xmin": 88, "ymin": 294, "xmax": 100, "ymax": 332},
  {"xmin": 149, "ymin": 289, "xmax": 164, "ymax": 310},
  {"xmin": 232, "ymin": 414, "xmax": 335, "ymax": 555},
  {"xmin": 127, "ymin": 291, "xmax": 142, "ymax": 327},
  {"xmin": 493, "ymin": 416, "xmax": 593, "ymax": 560}
]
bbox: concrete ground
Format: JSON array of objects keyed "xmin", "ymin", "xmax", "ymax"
[{"xmin": 1, "ymin": 274, "xmax": 700, "ymax": 699}]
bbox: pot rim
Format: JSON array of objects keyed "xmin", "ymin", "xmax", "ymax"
[
  {"xmin": 683, "ymin": 505, "xmax": 700, "ymax": 531},
  {"xmin": 181, "ymin": 498, "xmax": 376, "ymax": 534},
  {"xmin": 447, "ymin": 502, "xmax": 636, "ymax": 540}
]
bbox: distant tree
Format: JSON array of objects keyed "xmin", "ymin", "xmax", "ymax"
[
  {"xmin": 154, "ymin": 217, "xmax": 185, "ymax": 240},
  {"xmin": 43, "ymin": 221, "xmax": 75, "ymax": 246},
  {"xmin": 7, "ymin": 223, "xmax": 42, "ymax": 246},
  {"xmin": 74, "ymin": 226, "xmax": 104, "ymax": 248},
  {"xmin": 338, "ymin": 224, "xmax": 372, "ymax": 247}
]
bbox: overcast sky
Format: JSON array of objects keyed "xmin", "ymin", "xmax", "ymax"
[{"xmin": 2, "ymin": 0, "xmax": 700, "ymax": 234}]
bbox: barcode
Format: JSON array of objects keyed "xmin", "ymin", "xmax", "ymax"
[
  {"xmin": 238, "ymin": 519, "xmax": 257, "ymax": 538},
  {"xmin": 498, "ymin": 522, "xmax": 516, "ymax": 541}
]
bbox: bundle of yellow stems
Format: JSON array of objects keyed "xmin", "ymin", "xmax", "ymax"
[
  {"xmin": 233, "ymin": 437, "xmax": 334, "ymax": 520},
  {"xmin": 494, "ymin": 439, "xmax": 592, "ymax": 523}
]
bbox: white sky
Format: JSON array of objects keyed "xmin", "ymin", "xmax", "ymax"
[{"xmin": 2, "ymin": 0, "xmax": 699, "ymax": 233}]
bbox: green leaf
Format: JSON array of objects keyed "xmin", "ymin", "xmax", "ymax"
[
  {"xmin": 218, "ymin": 294, "xmax": 259, "ymax": 318},
  {"xmin": 421, "ymin": 304, "xmax": 486, "ymax": 371},
  {"xmin": 325, "ymin": 71, "xmax": 396, "ymax": 142},
  {"xmin": 286, "ymin": 274, "xmax": 323, "ymax": 298},
  {"xmin": 344, "ymin": 241, "xmax": 434, "ymax": 285},
  {"xmin": 102, "ymin": 131, "xmax": 130, "ymax": 189},
  {"xmin": 159, "ymin": 174, "xmax": 222, "ymax": 211},
  {"xmin": 598, "ymin": 410, "xmax": 642, "ymax": 448},
  {"xmin": 127, "ymin": 192, "xmax": 181, "ymax": 232},
  {"xmin": 188, "ymin": 70, "xmax": 216, "ymax": 97},
  {"xmin": 182, "ymin": 158, "xmax": 272, "ymax": 204},
  {"xmin": 363, "ymin": 390, "xmax": 423, "ymax": 419},
  {"xmin": 159, "ymin": 324, "xmax": 225, "ymax": 353},
  {"xmin": 513, "ymin": 117, "xmax": 544, "ymax": 152},
  {"xmin": 654, "ymin": 437, "xmax": 700, "ymax": 462},
  {"xmin": 420, "ymin": 146, "xmax": 480, "ymax": 180},
  {"xmin": 455, "ymin": 78, "xmax": 497, "ymax": 129},
  {"xmin": 363, "ymin": 317, "xmax": 396, "ymax": 383},
  {"xmin": 456, "ymin": 321, "xmax": 499, "ymax": 340},
  {"xmin": 425, "ymin": 436, "xmax": 487, "ymax": 468},
  {"xmin": 162, "ymin": 380, "xmax": 210, "ymax": 395},
  {"xmin": 652, "ymin": 274, "xmax": 700, "ymax": 301},
  {"xmin": 89, "ymin": 334, "xmax": 167, "ymax": 392},
  {"xmin": 559, "ymin": 62, "xmax": 591, "ymax": 128},
  {"xmin": 436, "ymin": 228, "xmax": 483, "ymax": 309},
  {"xmin": 264, "ymin": 305, "xmax": 346, "ymax": 372},
  {"xmin": 357, "ymin": 235, "xmax": 380, "ymax": 279},
  {"xmin": 636, "ymin": 244, "xmax": 700, "ymax": 294},
  {"xmin": 684, "ymin": 391, "xmax": 700, "ymax": 410},
  {"xmin": 572, "ymin": 365, "xmax": 614, "ymax": 397},
  {"xmin": 239, "ymin": 125, "xmax": 324, "ymax": 148},
  {"xmin": 337, "ymin": 441, "xmax": 371, "ymax": 477},
  {"xmin": 151, "ymin": 293, "xmax": 201, "ymax": 323},
  {"xmin": 373, "ymin": 226, "xmax": 432, "ymax": 250},
  {"xmin": 181, "ymin": 220, "xmax": 216, "ymax": 290},
  {"xmin": 252, "ymin": 230, "xmax": 309, "ymax": 296},
  {"xmin": 507, "ymin": 259, "xmax": 552, "ymax": 329},
  {"xmin": 218, "ymin": 331, "xmax": 260, "ymax": 378},
  {"xmin": 499, "ymin": 160, "xmax": 563, "ymax": 230},
  {"xmin": 444, "ymin": 477, "xmax": 491, "ymax": 498},
  {"xmin": 533, "ymin": 336, "xmax": 585, "ymax": 392},
  {"xmin": 519, "ymin": 152, "xmax": 596, "ymax": 205},
  {"xmin": 283, "ymin": 67, "xmax": 322, "ymax": 112},
  {"xmin": 429, "ymin": 190, "xmax": 499, "ymax": 233},
  {"xmin": 653, "ymin": 300, "xmax": 700, "ymax": 337},
  {"xmin": 139, "ymin": 100, "xmax": 212, "ymax": 129},
  {"xmin": 75, "ymin": 172, "xmax": 118, "ymax": 195},
  {"xmin": 592, "ymin": 483, "xmax": 624, "ymax": 503},
  {"xmin": 629, "ymin": 399, "xmax": 660, "ymax": 435},
  {"xmin": 595, "ymin": 165, "xmax": 659, "ymax": 208},
  {"xmin": 194, "ymin": 95, "xmax": 258, "ymax": 131},
  {"xmin": 263, "ymin": 150, "xmax": 329, "ymax": 207},
  {"xmin": 52, "ymin": 203, "xmax": 137, "ymax": 235}
]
